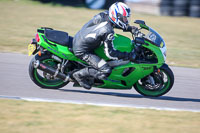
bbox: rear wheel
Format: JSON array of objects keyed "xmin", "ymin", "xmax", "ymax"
[
  {"xmin": 29, "ymin": 54, "xmax": 69, "ymax": 89},
  {"xmin": 134, "ymin": 64, "xmax": 174, "ymax": 97}
]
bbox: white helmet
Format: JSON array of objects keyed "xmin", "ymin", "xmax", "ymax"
[{"xmin": 109, "ymin": 2, "xmax": 131, "ymax": 29}]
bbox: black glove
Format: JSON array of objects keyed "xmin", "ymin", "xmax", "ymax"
[
  {"xmin": 125, "ymin": 25, "xmax": 139, "ymax": 34},
  {"xmin": 129, "ymin": 50, "xmax": 137, "ymax": 62},
  {"xmin": 131, "ymin": 26, "xmax": 139, "ymax": 35}
]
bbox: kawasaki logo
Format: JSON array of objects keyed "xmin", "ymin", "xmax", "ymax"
[
  {"xmin": 106, "ymin": 78, "xmax": 121, "ymax": 83},
  {"xmin": 47, "ymin": 47, "xmax": 68, "ymax": 58},
  {"xmin": 142, "ymin": 66, "xmax": 152, "ymax": 70}
]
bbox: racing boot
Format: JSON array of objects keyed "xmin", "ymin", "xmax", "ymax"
[
  {"xmin": 87, "ymin": 65, "xmax": 112, "ymax": 80},
  {"xmin": 72, "ymin": 68, "xmax": 92, "ymax": 90}
]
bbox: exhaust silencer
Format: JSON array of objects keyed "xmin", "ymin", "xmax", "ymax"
[{"xmin": 34, "ymin": 60, "xmax": 69, "ymax": 82}]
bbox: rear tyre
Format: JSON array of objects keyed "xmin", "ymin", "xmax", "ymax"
[
  {"xmin": 29, "ymin": 54, "xmax": 69, "ymax": 89},
  {"xmin": 134, "ymin": 64, "xmax": 174, "ymax": 97}
]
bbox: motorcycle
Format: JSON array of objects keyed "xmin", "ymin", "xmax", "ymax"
[{"xmin": 28, "ymin": 20, "xmax": 174, "ymax": 97}]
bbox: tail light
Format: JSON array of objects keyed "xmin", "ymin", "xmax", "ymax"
[{"xmin": 35, "ymin": 33, "xmax": 40, "ymax": 42}]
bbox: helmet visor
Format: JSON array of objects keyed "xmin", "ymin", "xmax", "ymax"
[
  {"xmin": 117, "ymin": 13, "xmax": 130, "ymax": 24},
  {"xmin": 123, "ymin": 16, "xmax": 130, "ymax": 24}
]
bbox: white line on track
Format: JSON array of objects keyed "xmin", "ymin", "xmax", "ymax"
[{"xmin": 0, "ymin": 95, "xmax": 200, "ymax": 112}]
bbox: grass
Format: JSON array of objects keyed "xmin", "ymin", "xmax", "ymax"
[
  {"xmin": 0, "ymin": 2, "xmax": 199, "ymax": 132},
  {"xmin": 0, "ymin": 99, "xmax": 199, "ymax": 133},
  {"xmin": 0, "ymin": 0, "xmax": 200, "ymax": 68}
]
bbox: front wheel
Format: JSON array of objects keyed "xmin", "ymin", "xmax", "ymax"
[
  {"xmin": 29, "ymin": 54, "xmax": 69, "ymax": 89},
  {"xmin": 134, "ymin": 64, "xmax": 174, "ymax": 97}
]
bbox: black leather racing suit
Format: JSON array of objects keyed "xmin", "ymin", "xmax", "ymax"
[{"xmin": 72, "ymin": 11, "xmax": 135, "ymax": 85}]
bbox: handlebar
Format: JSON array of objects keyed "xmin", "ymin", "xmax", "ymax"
[{"xmin": 132, "ymin": 28, "xmax": 145, "ymax": 37}]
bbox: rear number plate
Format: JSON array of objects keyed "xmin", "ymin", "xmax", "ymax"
[{"xmin": 28, "ymin": 43, "xmax": 36, "ymax": 56}]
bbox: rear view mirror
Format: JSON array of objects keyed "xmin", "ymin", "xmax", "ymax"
[
  {"xmin": 134, "ymin": 20, "xmax": 149, "ymax": 30},
  {"xmin": 134, "ymin": 20, "xmax": 146, "ymax": 25}
]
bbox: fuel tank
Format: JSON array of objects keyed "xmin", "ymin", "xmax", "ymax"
[{"xmin": 94, "ymin": 34, "xmax": 133, "ymax": 60}]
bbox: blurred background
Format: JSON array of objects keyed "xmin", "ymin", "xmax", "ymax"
[
  {"xmin": 0, "ymin": 0, "xmax": 199, "ymax": 68},
  {"xmin": 0, "ymin": 1, "xmax": 199, "ymax": 132},
  {"xmin": 32, "ymin": 0, "xmax": 200, "ymax": 17}
]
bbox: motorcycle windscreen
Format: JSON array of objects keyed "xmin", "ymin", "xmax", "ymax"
[{"xmin": 145, "ymin": 28, "xmax": 165, "ymax": 48}]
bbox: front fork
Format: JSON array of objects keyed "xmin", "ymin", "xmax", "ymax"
[{"xmin": 144, "ymin": 65, "xmax": 162, "ymax": 87}]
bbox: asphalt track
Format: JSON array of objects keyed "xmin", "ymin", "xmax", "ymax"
[{"xmin": 0, "ymin": 53, "xmax": 200, "ymax": 112}]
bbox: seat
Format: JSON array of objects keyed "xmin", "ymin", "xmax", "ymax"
[{"xmin": 45, "ymin": 29, "xmax": 73, "ymax": 48}]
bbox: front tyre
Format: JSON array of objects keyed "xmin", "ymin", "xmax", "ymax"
[
  {"xmin": 134, "ymin": 64, "xmax": 174, "ymax": 97},
  {"xmin": 29, "ymin": 54, "xmax": 69, "ymax": 89}
]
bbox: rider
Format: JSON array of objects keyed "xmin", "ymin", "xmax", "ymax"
[{"xmin": 72, "ymin": 2, "xmax": 138, "ymax": 89}]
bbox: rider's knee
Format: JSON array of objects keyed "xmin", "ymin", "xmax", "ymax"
[{"xmin": 99, "ymin": 64, "xmax": 112, "ymax": 74}]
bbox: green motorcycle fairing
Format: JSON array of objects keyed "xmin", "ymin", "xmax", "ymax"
[
  {"xmin": 36, "ymin": 27, "xmax": 165, "ymax": 89},
  {"xmin": 37, "ymin": 30, "xmax": 82, "ymax": 62},
  {"xmin": 93, "ymin": 34, "xmax": 164, "ymax": 89}
]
